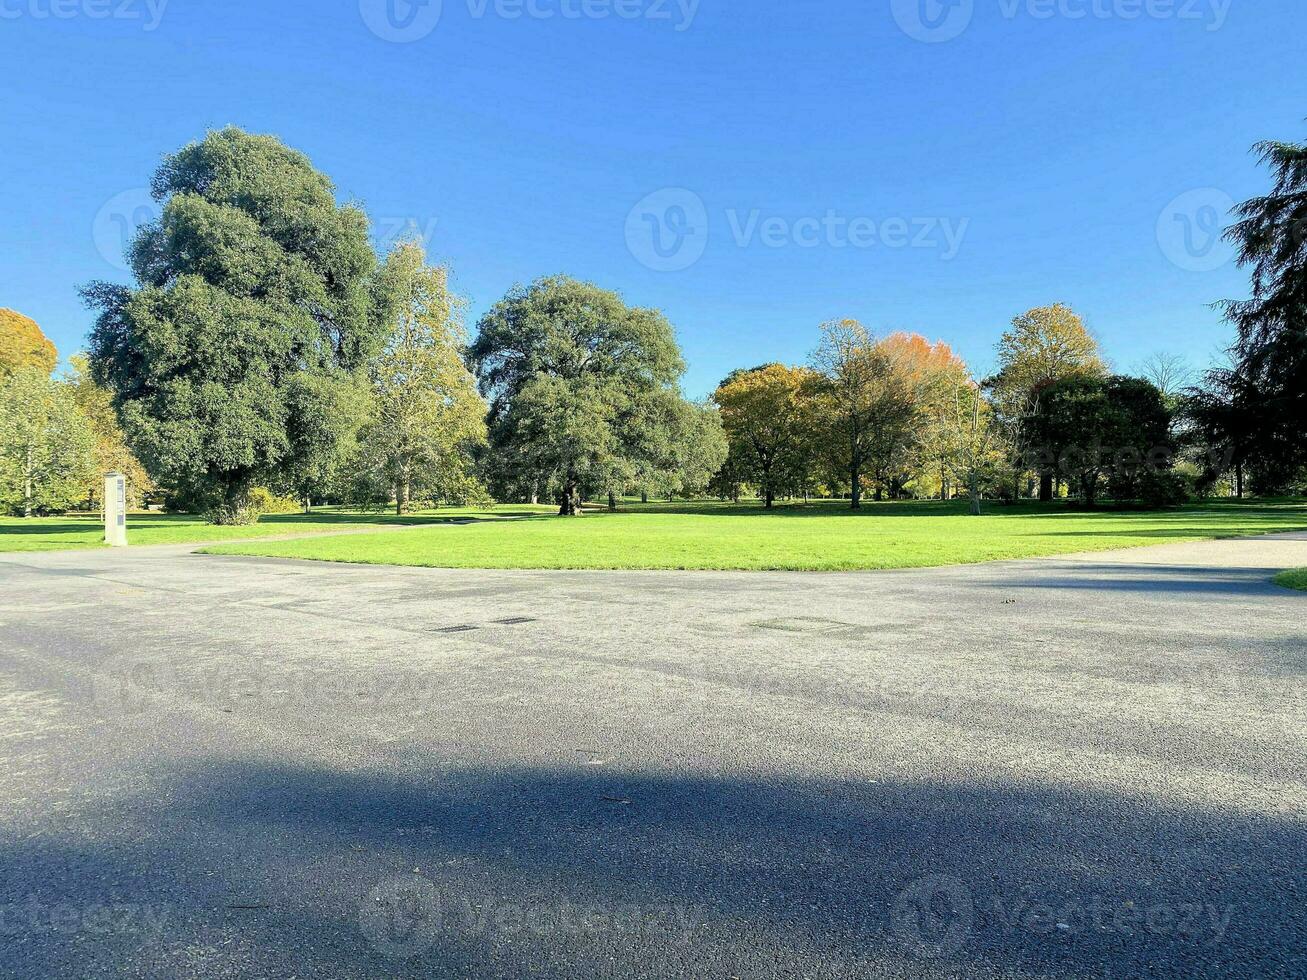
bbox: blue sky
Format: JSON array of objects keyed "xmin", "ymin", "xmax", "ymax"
[{"xmin": 2, "ymin": 0, "xmax": 1303, "ymax": 396}]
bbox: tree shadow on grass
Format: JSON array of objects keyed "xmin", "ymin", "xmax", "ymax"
[
  {"xmin": 608, "ymin": 498, "xmax": 1307, "ymax": 524},
  {"xmin": 0, "ymin": 522, "xmax": 96, "ymax": 536},
  {"xmin": 255, "ymin": 509, "xmax": 553, "ymax": 528},
  {"xmin": 4, "ymin": 763, "xmax": 1301, "ymax": 978}
]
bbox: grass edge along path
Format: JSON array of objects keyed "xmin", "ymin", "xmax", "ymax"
[{"xmin": 195, "ymin": 500, "xmax": 1307, "ymax": 573}]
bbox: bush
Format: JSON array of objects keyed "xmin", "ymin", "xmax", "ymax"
[
  {"xmin": 1138, "ymin": 470, "xmax": 1191, "ymax": 508},
  {"xmin": 247, "ymin": 486, "xmax": 301, "ymax": 515}
]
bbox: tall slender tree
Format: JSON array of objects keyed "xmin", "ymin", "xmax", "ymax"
[
  {"xmin": 357, "ymin": 241, "xmax": 486, "ymax": 515},
  {"xmin": 1220, "ymin": 131, "xmax": 1307, "ymax": 486}
]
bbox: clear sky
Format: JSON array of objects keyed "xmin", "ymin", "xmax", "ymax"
[{"xmin": 2, "ymin": 0, "xmax": 1303, "ymax": 396}]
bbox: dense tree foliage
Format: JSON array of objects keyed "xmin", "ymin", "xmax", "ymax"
[
  {"xmin": 1213, "ymin": 133, "xmax": 1307, "ymax": 491},
  {"xmin": 469, "ymin": 276, "xmax": 706, "ymax": 514},
  {"xmin": 64, "ymin": 355, "xmax": 150, "ymax": 509},
  {"xmin": 0, "ymin": 308, "xmax": 57, "ymax": 379},
  {"xmin": 0, "ymin": 368, "xmax": 96, "ymax": 516},
  {"xmin": 1023, "ymin": 375, "xmax": 1173, "ymax": 506},
  {"xmin": 990, "ymin": 304, "xmax": 1107, "ymax": 500},
  {"xmin": 352, "ymin": 242, "xmax": 487, "ymax": 514},
  {"xmin": 84, "ymin": 127, "xmax": 389, "ymax": 523},
  {"xmin": 715, "ymin": 364, "xmax": 819, "ymax": 508}
]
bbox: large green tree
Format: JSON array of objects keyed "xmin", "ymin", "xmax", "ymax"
[
  {"xmin": 625, "ymin": 392, "xmax": 728, "ymax": 505},
  {"xmin": 469, "ymin": 276, "xmax": 689, "ymax": 515},
  {"xmin": 1023, "ymin": 375, "xmax": 1172, "ymax": 507},
  {"xmin": 1220, "ymin": 132, "xmax": 1307, "ymax": 487},
  {"xmin": 84, "ymin": 127, "xmax": 389, "ymax": 523}
]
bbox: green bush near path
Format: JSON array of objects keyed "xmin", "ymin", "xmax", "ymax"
[
  {"xmin": 1273, "ymin": 568, "xmax": 1307, "ymax": 592},
  {"xmin": 196, "ymin": 499, "xmax": 1307, "ymax": 572}
]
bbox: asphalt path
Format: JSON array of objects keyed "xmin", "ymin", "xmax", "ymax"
[{"xmin": 0, "ymin": 533, "xmax": 1303, "ymax": 978}]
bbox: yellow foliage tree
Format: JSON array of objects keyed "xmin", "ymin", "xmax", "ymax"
[
  {"xmin": 994, "ymin": 304, "xmax": 1106, "ymax": 394},
  {"xmin": 715, "ymin": 363, "xmax": 820, "ymax": 508},
  {"xmin": 63, "ymin": 355, "xmax": 150, "ymax": 509},
  {"xmin": 0, "ymin": 308, "xmax": 57, "ymax": 379}
]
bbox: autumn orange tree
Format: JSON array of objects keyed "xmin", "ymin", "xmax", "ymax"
[
  {"xmin": 809, "ymin": 323, "xmax": 960, "ymax": 506},
  {"xmin": 878, "ymin": 332, "xmax": 969, "ymax": 499}
]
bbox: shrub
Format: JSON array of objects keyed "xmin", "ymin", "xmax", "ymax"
[
  {"xmin": 247, "ymin": 486, "xmax": 301, "ymax": 515},
  {"xmin": 1138, "ymin": 470, "xmax": 1191, "ymax": 508}
]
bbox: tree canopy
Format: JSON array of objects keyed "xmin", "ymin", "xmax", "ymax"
[
  {"xmin": 715, "ymin": 363, "xmax": 819, "ymax": 508},
  {"xmin": 1217, "ymin": 133, "xmax": 1307, "ymax": 488},
  {"xmin": 353, "ymin": 241, "xmax": 487, "ymax": 514},
  {"xmin": 84, "ymin": 127, "xmax": 390, "ymax": 522},
  {"xmin": 0, "ymin": 308, "xmax": 57, "ymax": 378},
  {"xmin": 469, "ymin": 276, "xmax": 698, "ymax": 514},
  {"xmin": 0, "ymin": 368, "xmax": 96, "ymax": 517}
]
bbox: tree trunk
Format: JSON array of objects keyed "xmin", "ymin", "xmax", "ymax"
[
  {"xmin": 303, "ymin": 496, "xmax": 312, "ymax": 514},
  {"xmin": 850, "ymin": 460, "xmax": 861, "ymax": 510},
  {"xmin": 1235, "ymin": 462, "xmax": 1244, "ymax": 499},
  {"xmin": 1039, "ymin": 473, "xmax": 1054, "ymax": 502},
  {"xmin": 607, "ymin": 490, "xmax": 617, "ymax": 512},
  {"xmin": 396, "ymin": 473, "xmax": 410, "ymax": 516},
  {"xmin": 559, "ymin": 477, "xmax": 582, "ymax": 516},
  {"xmin": 764, "ymin": 487, "xmax": 775, "ymax": 509},
  {"xmin": 23, "ymin": 442, "xmax": 33, "ymax": 518},
  {"xmin": 969, "ymin": 474, "xmax": 983, "ymax": 516},
  {"xmin": 641, "ymin": 490, "xmax": 649, "ymax": 504}
]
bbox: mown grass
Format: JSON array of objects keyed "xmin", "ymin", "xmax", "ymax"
[
  {"xmin": 0, "ymin": 506, "xmax": 552, "ymax": 553},
  {"xmin": 196, "ymin": 498, "xmax": 1307, "ymax": 572},
  {"xmin": 1273, "ymin": 568, "xmax": 1307, "ymax": 592}
]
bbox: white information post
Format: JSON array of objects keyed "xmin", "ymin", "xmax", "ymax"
[{"xmin": 104, "ymin": 471, "xmax": 128, "ymax": 547}]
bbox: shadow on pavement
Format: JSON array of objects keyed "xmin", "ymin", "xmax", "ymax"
[
  {"xmin": 3, "ymin": 764, "xmax": 1301, "ymax": 978},
  {"xmin": 1004, "ymin": 564, "xmax": 1291, "ymax": 596}
]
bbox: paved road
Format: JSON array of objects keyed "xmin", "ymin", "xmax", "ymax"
[{"xmin": 0, "ymin": 536, "xmax": 1304, "ymax": 978}]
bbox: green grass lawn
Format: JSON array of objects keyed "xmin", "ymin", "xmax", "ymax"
[
  {"xmin": 0, "ymin": 506, "xmax": 553, "ymax": 553},
  {"xmin": 189, "ymin": 499, "xmax": 1307, "ymax": 572},
  {"xmin": 1273, "ymin": 568, "xmax": 1307, "ymax": 592}
]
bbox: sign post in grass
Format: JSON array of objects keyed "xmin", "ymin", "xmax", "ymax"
[{"xmin": 104, "ymin": 472, "xmax": 127, "ymax": 547}]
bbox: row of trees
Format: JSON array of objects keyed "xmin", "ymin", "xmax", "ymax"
[
  {"xmin": 706, "ymin": 305, "xmax": 1182, "ymax": 515},
  {"xmin": 0, "ymin": 309, "xmax": 149, "ymax": 517},
  {"xmin": 77, "ymin": 128, "xmax": 722, "ymax": 522},
  {"xmin": 6, "ymin": 121, "xmax": 1303, "ymax": 520}
]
